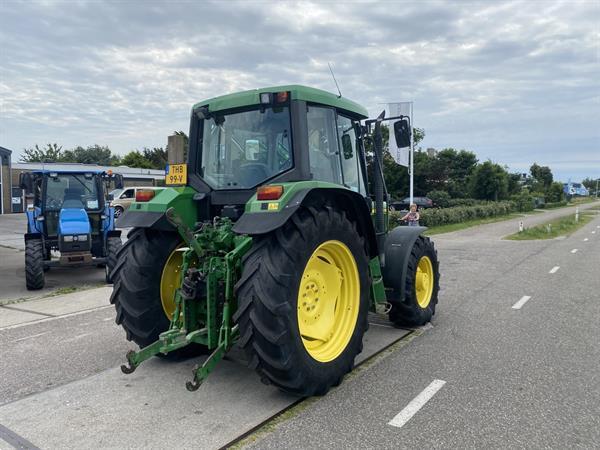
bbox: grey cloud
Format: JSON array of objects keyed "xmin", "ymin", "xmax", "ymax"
[{"xmin": 0, "ymin": 0, "xmax": 598, "ymax": 181}]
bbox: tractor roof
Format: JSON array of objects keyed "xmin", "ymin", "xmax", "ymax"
[
  {"xmin": 30, "ymin": 170, "xmax": 104, "ymax": 175},
  {"xmin": 192, "ymin": 85, "xmax": 369, "ymax": 119}
]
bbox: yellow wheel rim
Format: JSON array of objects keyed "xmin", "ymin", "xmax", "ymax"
[
  {"xmin": 297, "ymin": 240, "xmax": 360, "ymax": 363},
  {"xmin": 160, "ymin": 245, "xmax": 198, "ymax": 320},
  {"xmin": 415, "ymin": 256, "xmax": 434, "ymax": 309}
]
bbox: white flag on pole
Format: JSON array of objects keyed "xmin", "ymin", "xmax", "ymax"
[{"xmin": 387, "ymin": 102, "xmax": 412, "ymax": 167}]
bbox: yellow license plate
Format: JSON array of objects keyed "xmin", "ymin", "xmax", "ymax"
[{"xmin": 165, "ymin": 163, "xmax": 187, "ymax": 185}]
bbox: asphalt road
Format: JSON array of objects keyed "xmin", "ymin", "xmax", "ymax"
[
  {"xmin": 0, "ymin": 202, "xmax": 598, "ymax": 449},
  {"xmin": 245, "ymin": 205, "xmax": 600, "ymax": 449}
]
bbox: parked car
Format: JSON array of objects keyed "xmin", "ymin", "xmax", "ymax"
[
  {"xmin": 110, "ymin": 186, "xmax": 161, "ymax": 218},
  {"xmin": 390, "ymin": 196, "xmax": 434, "ymax": 211}
]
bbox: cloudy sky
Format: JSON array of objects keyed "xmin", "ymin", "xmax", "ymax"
[{"xmin": 1, "ymin": 0, "xmax": 598, "ymax": 181}]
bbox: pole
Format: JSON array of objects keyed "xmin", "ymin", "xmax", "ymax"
[
  {"xmin": 596, "ymin": 178, "xmax": 599, "ymax": 198},
  {"xmin": 409, "ymin": 102, "xmax": 414, "ymax": 204}
]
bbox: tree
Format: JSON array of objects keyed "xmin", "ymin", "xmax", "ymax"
[
  {"xmin": 470, "ymin": 161, "xmax": 509, "ymax": 201},
  {"xmin": 121, "ymin": 151, "xmax": 155, "ymax": 169},
  {"xmin": 142, "ymin": 147, "xmax": 168, "ymax": 170},
  {"xmin": 61, "ymin": 145, "xmax": 121, "ymax": 165},
  {"xmin": 507, "ymin": 172, "xmax": 523, "ymax": 196},
  {"xmin": 20, "ymin": 143, "xmax": 63, "ymax": 162},
  {"xmin": 546, "ymin": 182, "xmax": 564, "ymax": 203},
  {"xmin": 581, "ymin": 177, "xmax": 598, "ymax": 193},
  {"xmin": 530, "ymin": 163, "xmax": 553, "ymax": 189}
]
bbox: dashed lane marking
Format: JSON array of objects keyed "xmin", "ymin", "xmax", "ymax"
[
  {"xmin": 512, "ymin": 295, "xmax": 532, "ymax": 310},
  {"xmin": 571, "ymin": 249, "xmax": 578, "ymax": 254},
  {"xmin": 388, "ymin": 379, "xmax": 446, "ymax": 428},
  {"xmin": 549, "ymin": 266, "xmax": 560, "ymax": 274},
  {"xmin": 584, "ymin": 238, "xmax": 589, "ymax": 242}
]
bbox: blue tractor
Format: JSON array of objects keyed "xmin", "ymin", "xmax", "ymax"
[{"xmin": 19, "ymin": 170, "xmax": 124, "ymax": 290}]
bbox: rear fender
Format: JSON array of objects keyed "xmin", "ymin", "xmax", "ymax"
[
  {"xmin": 116, "ymin": 187, "xmax": 197, "ymax": 231},
  {"xmin": 380, "ymin": 226, "xmax": 427, "ymax": 301},
  {"xmin": 233, "ymin": 185, "xmax": 378, "ymax": 258}
]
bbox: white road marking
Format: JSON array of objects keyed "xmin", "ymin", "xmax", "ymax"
[
  {"xmin": 583, "ymin": 238, "xmax": 589, "ymax": 242},
  {"xmin": 388, "ymin": 379, "xmax": 446, "ymax": 428},
  {"xmin": 102, "ymin": 317, "xmax": 113, "ymax": 321},
  {"xmin": 592, "ymin": 230, "xmax": 596, "ymax": 234},
  {"xmin": 549, "ymin": 266, "xmax": 560, "ymax": 274},
  {"xmin": 0, "ymin": 305, "xmax": 113, "ymax": 331},
  {"xmin": 12, "ymin": 331, "xmax": 50, "ymax": 343},
  {"xmin": 512, "ymin": 295, "xmax": 532, "ymax": 310},
  {"xmin": 571, "ymin": 249, "xmax": 578, "ymax": 254}
]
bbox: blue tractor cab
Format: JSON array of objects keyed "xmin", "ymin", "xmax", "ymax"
[{"xmin": 19, "ymin": 170, "xmax": 124, "ymax": 290}]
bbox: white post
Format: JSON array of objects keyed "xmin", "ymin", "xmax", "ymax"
[
  {"xmin": 519, "ymin": 221, "xmax": 524, "ymax": 232},
  {"xmin": 409, "ymin": 102, "xmax": 414, "ymax": 204},
  {"xmin": 575, "ymin": 207, "xmax": 579, "ymax": 222}
]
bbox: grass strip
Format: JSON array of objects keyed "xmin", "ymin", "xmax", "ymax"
[{"xmin": 504, "ymin": 213, "xmax": 595, "ymax": 240}]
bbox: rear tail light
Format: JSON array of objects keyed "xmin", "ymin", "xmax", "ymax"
[
  {"xmin": 257, "ymin": 185, "xmax": 284, "ymax": 201},
  {"xmin": 136, "ymin": 190, "xmax": 155, "ymax": 202}
]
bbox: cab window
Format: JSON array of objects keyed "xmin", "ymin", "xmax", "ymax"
[
  {"xmin": 307, "ymin": 106, "xmax": 342, "ymax": 184},
  {"xmin": 120, "ymin": 189, "xmax": 134, "ymax": 199},
  {"xmin": 336, "ymin": 114, "xmax": 364, "ymax": 194}
]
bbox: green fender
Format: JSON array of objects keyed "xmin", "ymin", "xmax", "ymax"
[
  {"xmin": 116, "ymin": 187, "xmax": 198, "ymax": 231},
  {"xmin": 380, "ymin": 225, "xmax": 427, "ymax": 302},
  {"xmin": 233, "ymin": 181, "xmax": 379, "ymax": 258}
]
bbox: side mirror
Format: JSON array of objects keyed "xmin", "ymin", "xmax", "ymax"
[
  {"xmin": 393, "ymin": 119, "xmax": 411, "ymax": 148},
  {"xmin": 19, "ymin": 172, "xmax": 34, "ymax": 193},
  {"xmin": 114, "ymin": 174, "xmax": 124, "ymax": 189},
  {"xmin": 341, "ymin": 134, "xmax": 353, "ymax": 159}
]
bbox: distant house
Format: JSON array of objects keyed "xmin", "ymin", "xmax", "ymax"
[{"xmin": 563, "ymin": 182, "xmax": 589, "ymax": 197}]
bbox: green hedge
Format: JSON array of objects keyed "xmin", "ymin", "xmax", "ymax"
[
  {"xmin": 543, "ymin": 201, "xmax": 568, "ymax": 209},
  {"xmin": 389, "ymin": 201, "xmax": 515, "ymax": 228}
]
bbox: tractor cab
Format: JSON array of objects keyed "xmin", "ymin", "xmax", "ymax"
[{"xmin": 19, "ymin": 169, "xmax": 124, "ymax": 289}]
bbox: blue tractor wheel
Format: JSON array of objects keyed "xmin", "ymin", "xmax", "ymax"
[{"xmin": 25, "ymin": 239, "xmax": 45, "ymax": 290}]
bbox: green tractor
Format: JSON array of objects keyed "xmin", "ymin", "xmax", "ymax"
[{"xmin": 112, "ymin": 85, "xmax": 439, "ymax": 396}]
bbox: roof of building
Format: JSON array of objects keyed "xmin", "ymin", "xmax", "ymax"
[
  {"xmin": 192, "ymin": 84, "xmax": 369, "ymax": 119},
  {"xmin": 0, "ymin": 146, "xmax": 13, "ymax": 156},
  {"xmin": 13, "ymin": 162, "xmax": 164, "ymax": 180}
]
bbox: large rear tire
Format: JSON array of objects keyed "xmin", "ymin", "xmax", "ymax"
[
  {"xmin": 234, "ymin": 207, "xmax": 370, "ymax": 396},
  {"xmin": 109, "ymin": 228, "xmax": 207, "ymax": 355},
  {"xmin": 25, "ymin": 239, "xmax": 45, "ymax": 290},
  {"xmin": 388, "ymin": 236, "xmax": 440, "ymax": 327}
]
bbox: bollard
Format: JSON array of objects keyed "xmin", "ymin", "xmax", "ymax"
[
  {"xmin": 519, "ymin": 221, "xmax": 524, "ymax": 232},
  {"xmin": 547, "ymin": 223, "xmax": 552, "ymax": 234},
  {"xmin": 575, "ymin": 207, "xmax": 579, "ymax": 223}
]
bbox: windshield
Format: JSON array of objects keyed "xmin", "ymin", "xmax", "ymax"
[
  {"xmin": 45, "ymin": 174, "xmax": 100, "ymax": 211},
  {"xmin": 200, "ymin": 106, "xmax": 292, "ymax": 189}
]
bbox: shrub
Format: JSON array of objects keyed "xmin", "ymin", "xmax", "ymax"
[
  {"xmin": 389, "ymin": 201, "xmax": 516, "ymax": 228},
  {"xmin": 427, "ymin": 190, "xmax": 451, "ymax": 208},
  {"xmin": 510, "ymin": 191, "xmax": 535, "ymax": 212}
]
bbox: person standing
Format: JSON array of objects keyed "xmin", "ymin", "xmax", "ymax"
[{"xmin": 401, "ymin": 203, "xmax": 420, "ymax": 226}]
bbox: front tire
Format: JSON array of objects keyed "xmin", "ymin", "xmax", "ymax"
[
  {"xmin": 25, "ymin": 239, "xmax": 45, "ymax": 290},
  {"xmin": 234, "ymin": 207, "xmax": 370, "ymax": 396},
  {"xmin": 388, "ymin": 236, "xmax": 440, "ymax": 326},
  {"xmin": 114, "ymin": 206, "xmax": 124, "ymax": 219}
]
